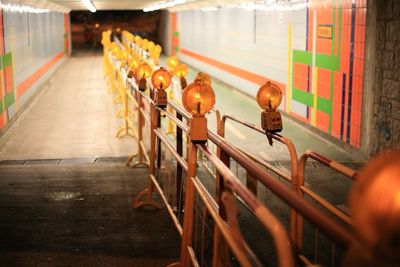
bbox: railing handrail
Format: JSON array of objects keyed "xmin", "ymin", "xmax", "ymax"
[
  {"xmin": 296, "ymin": 149, "xmax": 358, "ymax": 247},
  {"xmin": 207, "ymin": 130, "xmax": 359, "ymax": 248},
  {"xmin": 220, "ymin": 114, "xmax": 298, "ymax": 178},
  {"xmin": 145, "ymin": 94, "xmax": 358, "ymax": 246},
  {"xmin": 198, "ymin": 144, "xmax": 294, "ymax": 267},
  {"xmin": 158, "ymin": 100, "xmax": 358, "ymax": 247}
]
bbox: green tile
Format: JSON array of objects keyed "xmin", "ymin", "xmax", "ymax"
[
  {"xmin": 316, "ymin": 54, "xmax": 340, "ymax": 71},
  {"xmin": 293, "ymin": 50, "xmax": 340, "ymax": 71},
  {"xmin": 2, "ymin": 53, "xmax": 12, "ymax": 68},
  {"xmin": 0, "ymin": 100, "xmax": 3, "ymax": 113},
  {"xmin": 292, "ymin": 88, "xmax": 313, "ymax": 107},
  {"xmin": 4, "ymin": 91, "xmax": 14, "ymax": 109},
  {"xmin": 293, "ymin": 50, "xmax": 312, "ymax": 65},
  {"xmin": 174, "ymin": 47, "xmax": 180, "ymax": 52},
  {"xmin": 174, "ymin": 32, "xmax": 179, "ymax": 37},
  {"xmin": 317, "ymin": 96, "xmax": 332, "ymax": 115}
]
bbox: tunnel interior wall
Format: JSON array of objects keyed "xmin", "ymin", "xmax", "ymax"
[
  {"xmin": 166, "ymin": 1, "xmax": 371, "ymax": 153},
  {"xmin": 366, "ymin": 0, "xmax": 400, "ymax": 155},
  {"xmin": 0, "ymin": 4, "xmax": 69, "ymax": 134}
]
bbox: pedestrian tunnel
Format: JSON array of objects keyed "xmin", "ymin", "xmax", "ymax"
[{"xmin": 0, "ymin": 1, "xmax": 399, "ymax": 267}]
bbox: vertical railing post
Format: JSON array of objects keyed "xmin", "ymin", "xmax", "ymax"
[
  {"xmin": 212, "ymin": 119, "xmax": 231, "ymax": 267},
  {"xmin": 133, "ymin": 93, "xmax": 160, "ymax": 209},
  {"xmin": 137, "ymin": 93, "xmax": 144, "ymax": 163},
  {"xmin": 176, "ymin": 112, "xmax": 184, "ymax": 213}
]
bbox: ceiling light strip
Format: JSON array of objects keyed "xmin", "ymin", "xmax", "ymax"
[
  {"xmin": 81, "ymin": 0, "xmax": 96, "ymax": 12},
  {"xmin": 143, "ymin": 0, "xmax": 187, "ymax": 12},
  {"xmin": 0, "ymin": 3, "xmax": 49, "ymax": 13}
]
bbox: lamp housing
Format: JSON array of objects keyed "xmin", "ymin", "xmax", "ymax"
[
  {"xmin": 257, "ymin": 81, "xmax": 283, "ymax": 133},
  {"xmin": 151, "ymin": 68, "xmax": 172, "ymax": 108},
  {"xmin": 182, "ymin": 79, "xmax": 215, "ymax": 117},
  {"xmin": 151, "ymin": 67, "xmax": 172, "ymax": 90},
  {"xmin": 182, "ymin": 79, "xmax": 216, "ymax": 143},
  {"xmin": 136, "ymin": 62, "xmax": 152, "ymax": 91}
]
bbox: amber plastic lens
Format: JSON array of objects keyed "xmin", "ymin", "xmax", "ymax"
[
  {"xmin": 147, "ymin": 41, "xmax": 155, "ymax": 51},
  {"xmin": 135, "ymin": 36, "xmax": 142, "ymax": 47},
  {"xmin": 154, "ymin": 44, "xmax": 162, "ymax": 54},
  {"xmin": 112, "ymin": 47, "xmax": 122, "ymax": 59},
  {"xmin": 129, "ymin": 58, "xmax": 140, "ymax": 70},
  {"xmin": 136, "ymin": 62, "xmax": 153, "ymax": 79},
  {"xmin": 150, "ymin": 50, "xmax": 160, "ymax": 59},
  {"xmin": 350, "ymin": 150, "xmax": 400, "ymax": 251},
  {"xmin": 167, "ymin": 56, "xmax": 179, "ymax": 70},
  {"xmin": 151, "ymin": 68, "xmax": 172, "ymax": 90},
  {"xmin": 174, "ymin": 64, "xmax": 188, "ymax": 78},
  {"xmin": 182, "ymin": 79, "xmax": 215, "ymax": 116},
  {"xmin": 257, "ymin": 81, "xmax": 282, "ymax": 111},
  {"xmin": 142, "ymin": 39, "xmax": 149, "ymax": 50}
]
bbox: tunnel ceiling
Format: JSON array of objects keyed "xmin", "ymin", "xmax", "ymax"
[
  {"xmin": 44, "ymin": 0, "xmax": 250, "ymax": 12},
  {"xmin": 48, "ymin": 0, "xmax": 165, "ymax": 10}
]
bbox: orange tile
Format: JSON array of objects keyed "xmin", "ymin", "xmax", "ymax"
[{"xmin": 317, "ymin": 110, "xmax": 330, "ymax": 133}]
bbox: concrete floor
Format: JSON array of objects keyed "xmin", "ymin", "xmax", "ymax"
[
  {"xmin": 0, "ymin": 52, "xmax": 136, "ymax": 160},
  {"xmin": 0, "ymin": 161, "xmax": 180, "ymax": 266}
]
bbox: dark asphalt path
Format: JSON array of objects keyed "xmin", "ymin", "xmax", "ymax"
[{"xmin": 0, "ymin": 160, "xmax": 180, "ymax": 267}]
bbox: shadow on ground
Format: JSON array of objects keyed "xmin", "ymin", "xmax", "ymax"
[{"xmin": 0, "ymin": 160, "xmax": 180, "ymax": 267}]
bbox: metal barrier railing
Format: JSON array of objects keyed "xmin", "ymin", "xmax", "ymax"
[
  {"xmin": 218, "ymin": 114, "xmax": 298, "ymax": 244},
  {"xmin": 296, "ymin": 150, "xmax": 358, "ymax": 266},
  {"xmin": 126, "ymin": 80, "xmax": 294, "ymax": 266},
  {"xmin": 158, "ymin": 97, "xmax": 360, "ymax": 253},
  {"xmin": 102, "ymin": 33, "xmax": 361, "ymax": 267}
]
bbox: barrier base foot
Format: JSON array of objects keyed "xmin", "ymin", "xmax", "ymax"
[
  {"xmin": 130, "ymin": 161, "xmax": 149, "ymax": 168},
  {"xmin": 126, "ymin": 154, "xmax": 149, "ymax": 168},
  {"xmin": 134, "ymin": 188, "xmax": 161, "ymax": 209},
  {"xmin": 116, "ymin": 127, "xmax": 135, "ymax": 138}
]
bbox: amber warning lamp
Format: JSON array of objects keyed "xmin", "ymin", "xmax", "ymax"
[
  {"xmin": 174, "ymin": 63, "xmax": 188, "ymax": 89},
  {"xmin": 348, "ymin": 150, "xmax": 400, "ymax": 266},
  {"xmin": 136, "ymin": 62, "xmax": 152, "ymax": 91},
  {"xmin": 182, "ymin": 79, "xmax": 215, "ymax": 143},
  {"xmin": 151, "ymin": 67, "xmax": 172, "ymax": 108},
  {"xmin": 167, "ymin": 56, "xmax": 179, "ymax": 71},
  {"xmin": 257, "ymin": 81, "xmax": 283, "ymax": 145},
  {"xmin": 127, "ymin": 58, "xmax": 141, "ymax": 78}
]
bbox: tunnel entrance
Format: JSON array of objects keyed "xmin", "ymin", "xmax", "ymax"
[{"xmin": 70, "ymin": 10, "xmax": 162, "ymax": 55}]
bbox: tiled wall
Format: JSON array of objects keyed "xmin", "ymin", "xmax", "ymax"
[
  {"xmin": 172, "ymin": 0, "xmax": 367, "ymax": 148},
  {"xmin": 0, "ymin": 2, "xmax": 68, "ymax": 131}
]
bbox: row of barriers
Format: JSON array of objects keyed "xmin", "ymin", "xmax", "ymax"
[{"xmin": 102, "ymin": 31, "xmax": 363, "ymax": 267}]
